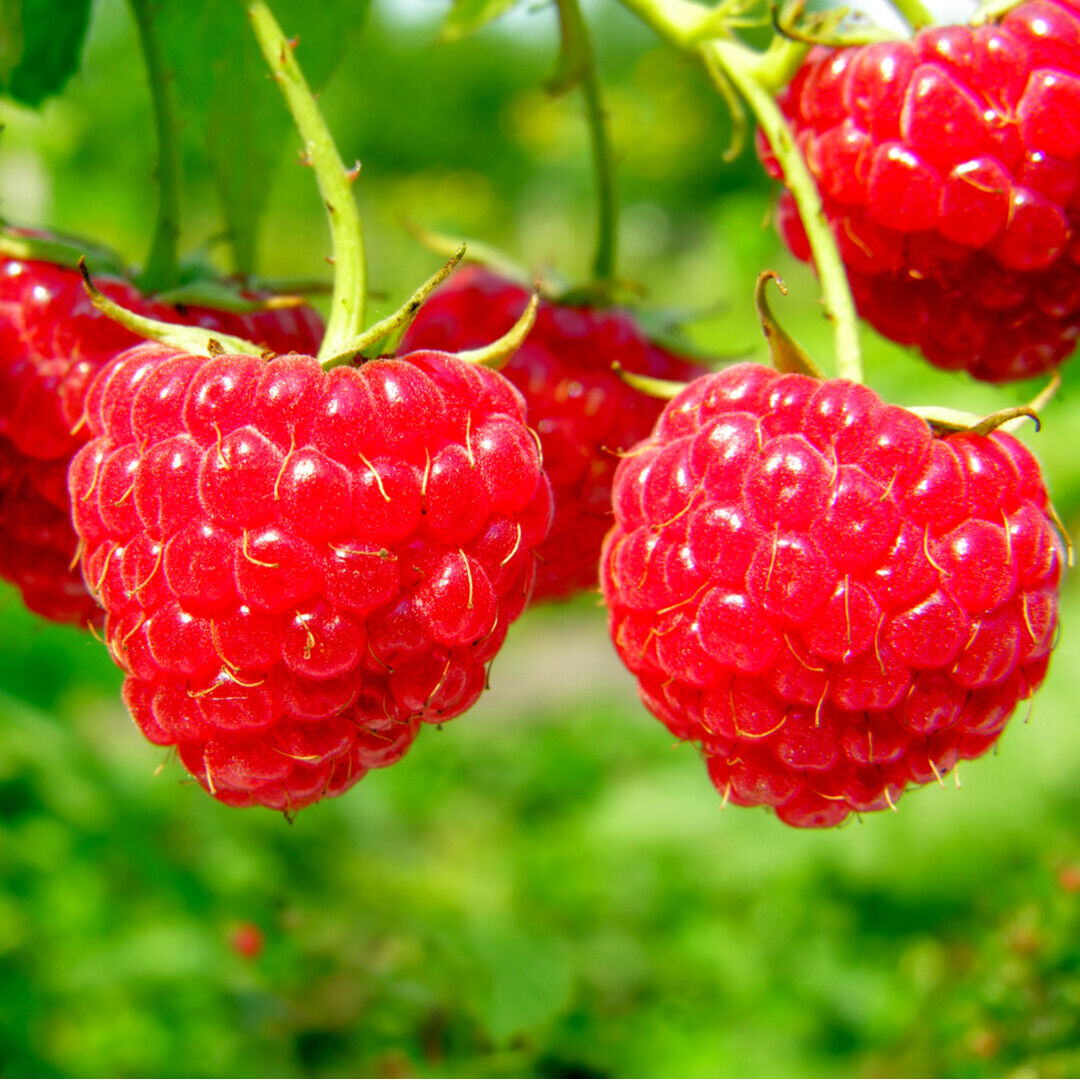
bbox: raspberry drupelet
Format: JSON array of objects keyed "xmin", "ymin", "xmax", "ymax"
[
  {"xmin": 402, "ymin": 265, "xmax": 705, "ymax": 602},
  {"xmin": 602, "ymin": 363, "xmax": 1064, "ymax": 826},
  {"xmin": 0, "ymin": 256, "xmax": 324, "ymax": 625},
  {"xmin": 69, "ymin": 342, "xmax": 553, "ymax": 811},
  {"xmin": 757, "ymin": 0, "xmax": 1080, "ymax": 382}
]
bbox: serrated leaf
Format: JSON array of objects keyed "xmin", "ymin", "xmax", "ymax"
[
  {"xmin": 0, "ymin": 0, "xmax": 92, "ymax": 107},
  {"xmin": 441, "ymin": 0, "xmax": 522, "ymax": 42},
  {"xmin": 156, "ymin": 0, "xmax": 369, "ymax": 275}
]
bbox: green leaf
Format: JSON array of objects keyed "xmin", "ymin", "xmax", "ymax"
[
  {"xmin": 0, "ymin": 0, "xmax": 92, "ymax": 107},
  {"xmin": 441, "ymin": 0, "xmax": 522, "ymax": 42},
  {"xmin": 156, "ymin": 0, "xmax": 369, "ymax": 275},
  {"xmin": 470, "ymin": 923, "xmax": 575, "ymax": 1044}
]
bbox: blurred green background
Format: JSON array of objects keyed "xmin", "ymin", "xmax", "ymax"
[{"xmin": 3, "ymin": 0, "xmax": 1080, "ymax": 1076}]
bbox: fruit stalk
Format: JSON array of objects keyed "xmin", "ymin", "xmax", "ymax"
[
  {"xmin": 711, "ymin": 38, "xmax": 862, "ymax": 381},
  {"xmin": 888, "ymin": 0, "xmax": 935, "ymax": 31},
  {"xmin": 553, "ymin": 0, "xmax": 618, "ymax": 283},
  {"xmin": 614, "ymin": 0, "xmax": 864, "ymax": 383},
  {"xmin": 128, "ymin": 0, "xmax": 182, "ymax": 293},
  {"xmin": 248, "ymin": 0, "xmax": 366, "ymax": 359}
]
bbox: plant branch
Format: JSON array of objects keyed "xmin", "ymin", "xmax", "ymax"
[
  {"xmin": 709, "ymin": 37, "xmax": 862, "ymax": 381},
  {"xmin": 248, "ymin": 1, "xmax": 366, "ymax": 361},
  {"xmin": 613, "ymin": 0, "xmax": 863, "ymax": 381},
  {"xmin": 888, "ymin": 0, "xmax": 934, "ymax": 31},
  {"xmin": 553, "ymin": 0, "xmax": 618, "ymax": 283},
  {"xmin": 128, "ymin": 0, "xmax": 181, "ymax": 293}
]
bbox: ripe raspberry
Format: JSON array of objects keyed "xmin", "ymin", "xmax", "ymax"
[
  {"xmin": 757, "ymin": 1, "xmax": 1080, "ymax": 382},
  {"xmin": 228, "ymin": 921, "xmax": 265, "ymax": 960},
  {"xmin": 69, "ymin": 341, "xmax": 552, "ymax": 811},
  {"xmin": 401, "ymin": 266, "xmax": 705, "ymax": 601},
  {"xmin": 601, "ymin": 363, "xmax": 1063, "ymax": 826},
  {"xmin": 0, "ymin": 256, "xmax": 324, "ymax": 625}
]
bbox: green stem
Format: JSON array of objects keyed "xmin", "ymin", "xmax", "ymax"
[
  {"xmin": 751, "ymin": 32, "xmax": 810, "ymax": 95},
  {"xmin": 614, "ymin": 0, "xmax": 863, "ymax": 382},
  {"xmin": 554, "ymin": 0, "xmax": 618, "ymax": 283},
  {"xmin": 128, "ymin": 0, "xmax": 181, "ymax": 294},
  {"xmin": 248, "ymin": 1, "xmax": 366, "ymax": 361},
  {"xmin": 614, "ymin": 0, "xmax": 715, "ymax": 46},
  {"xmin": 321, "ymin": 246, "xmax": 465, "ymax": 368},
  {"xmin": 887, "ymin": 0, "xmax": 934, "ymax": 30},
  {"xmin": 710, "ymin": 38, "xmax": 861, "ymax": 381}
]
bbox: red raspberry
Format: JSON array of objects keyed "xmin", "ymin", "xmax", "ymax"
[
  {"xmin": 757, "ymin": 1, "xmax": 1080, "ymax": 381},
  {"xmin": 228, "ymin": 921, "xmax": 265, "ymax": 960},
  {"xmin": 69, "ymin": 342, "xmax": 552, "ymax": 811},
  {"xmin": 401, "ymin": 266, "xmax": 705, "ymax": 601},
  {"xmin": 601, "ymin": 363, "xmax": 1063, "ymax": 826},
  {"xmin": 0, "ymin": 257, "xmax": 324, "ymax": 625}
]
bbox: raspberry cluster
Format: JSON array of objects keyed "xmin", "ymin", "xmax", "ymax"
[
  {"xmin": 758, "ymin": 0, "xmax": 1080, "ymax": 381},
  {"xmin": 602, "ymin": 363, "xmax": 1063, "ymax": 826},
  {"xmin": 402, "ymin": 266, "xmax": 704, "ymax": 601},
  {"xmin": 0, "ymin": 256, "xmax": 324, "ymax": 624},
  {"xmin": 70, "ymin": 342, "xmax": 552, "ymax": 810}
]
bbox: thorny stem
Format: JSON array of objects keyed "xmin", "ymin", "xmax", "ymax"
[
  {"xmin": 128, "ymin": 0, "xmax": 181, "ymax": 293},
  {"xmin": 249, "ymin": 1, "xmax": 366, "ymax": 362},
  {"xmin": 554, "ymin": 0, "xmax": 618, "ymax": 283},
  {"xmin": 615, "ymin": 0, "xmax": 864, "ymax": 382}
]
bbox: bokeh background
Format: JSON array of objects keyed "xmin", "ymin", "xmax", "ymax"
[{"xmin": 2, "ymin": 0, "xmax": 1080, "ymax": 1075}]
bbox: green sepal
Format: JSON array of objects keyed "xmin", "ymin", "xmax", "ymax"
[
  {"xmin": 0, "ymin": 227, "xmax": 129, "ymax": 278},
  {"xmin": 404, "ymin": 220, "xmax": 539, "ymax": 291},
  {"xmin": 321, "ymin": 247, "xmax": 466, "ymax": 369},
  {"xmin": 153, "ymin": 280, "xmax": 308, "ymax": 316},
  {"xmin": 79, "ymin": 258, "xmax": 264, "ymax": 359},
  {"xmin": 457, "ymin": 288, "xmax": 541, "ymax": 370},
  {"xmin": 770, "ymin": 0, "xmax": 902, "ymax": 50},
  {"xmin": 755, "ymin": 270, "xmax": 824, "ymax": 379},
  {"xmin": 610, "ymin": 362, "xmax": 690, "ymax": 401}
]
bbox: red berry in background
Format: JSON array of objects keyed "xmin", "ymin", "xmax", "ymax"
[
  {"xmin": 401, "ymin": 265, "xmax": 706, "ymax": 602},
  {"xmin": 601, "ymin": 363, "xmax": 1064, "ymax": 827},
  {"xmin": 0, "ymin": 256, "xmax": 324, "ymax": 626},
  {"xmin": 69, "ymin": 341, "xmax": 552, "ymax": 811},
  {"xmin": 228, "ymin": 921, "xmax": 265, "ymax": 960},
  {"xmin": 757, "ymin": 0, "xmax": 1080, "ymax": 382}
]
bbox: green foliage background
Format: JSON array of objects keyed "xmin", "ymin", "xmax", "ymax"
[{"xmin": 2, "ymin": 1, "xmax": 1080, "ymax": 1076}]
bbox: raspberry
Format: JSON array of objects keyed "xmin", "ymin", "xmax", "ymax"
[
  {"xmin": 757, "ymin": 1, "xmax": 1080, "ymax": 382},
  {"xmin": 0, "ymin": 256, "xmax": 324, "ymax": 625},
  {"xmin": 228, "ymin": 921, "xmax": 265, "ymax": 960},
  {"xmin": 601, "ymin": 363, "xmax": 1063, "ymax": 826},
  {"xmin": 69, "ymin": 342, "xmax": 552, "ymax": 811},
  {"xmin": 401, "ymin": 266, "xmax": 704, "ymax": 601}
]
